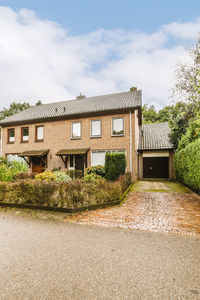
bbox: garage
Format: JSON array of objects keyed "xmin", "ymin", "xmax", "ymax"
[
  {"xmin": 138, "ymin": 123, "xmax": 175, "ymax": 179},
  {"xmin": 143, "ymin": 157, "xmax": 169, "ymax": 178}
]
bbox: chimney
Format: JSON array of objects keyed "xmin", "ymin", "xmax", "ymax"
[
  {"xmin": 76, "ymin": 93, "xmax": 86, "ymax": 99},
  {"xmin": 130, "ymin": 87, "xmax": 137, "ymax": 92},
  {"xmin": 36, "ymin": 100, "xmax": 42, "ymax": 106}
]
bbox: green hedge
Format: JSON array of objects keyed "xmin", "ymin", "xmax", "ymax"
[
  {"xmin": 105, "ymin": 153, "xmax": 126, "ymax": 181},
  {"xmin": 174, "ymin": 138, "xmax": 200, "ymax": 192},
  {"xmin": 0, "ymin": 173, "xmax": 132, "ymax": 210}
]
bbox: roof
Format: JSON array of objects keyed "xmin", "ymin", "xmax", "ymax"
[
  {"xmin": 0, "ymin": 90, "xmax": 142, "ymax": 127},
  {"xmin": 56, "ymin": 148, "xmax": 89, "ymax": 155},
  {"xmin": 18, "ymin": 150, "xmax": 49, "ymax": 157},
  {"xmin": 138, "ymin": 122, "xmax": 174, "ymax": 150}
]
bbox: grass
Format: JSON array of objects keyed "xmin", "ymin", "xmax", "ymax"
[{"xmin": 132, "ymin": 180, "xmax": 192, "ymax": 194}]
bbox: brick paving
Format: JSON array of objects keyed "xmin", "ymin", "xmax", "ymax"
[{"xmin": 68, "ymin": 189, "xmax": 200, "ymax": 236}]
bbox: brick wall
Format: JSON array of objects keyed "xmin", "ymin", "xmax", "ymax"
[{"xmin": 2, "ymin": 111, "xmax": 138, "ymax": 180}]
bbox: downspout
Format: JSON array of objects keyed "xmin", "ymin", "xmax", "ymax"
[{"xmin": 129, "ymin": 111, "xmax": 132, "ymax": 173}]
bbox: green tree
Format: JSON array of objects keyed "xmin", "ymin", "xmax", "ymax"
[{"xmin": 0, "ymin": 102, "xmax": 30, "ymax": 121}]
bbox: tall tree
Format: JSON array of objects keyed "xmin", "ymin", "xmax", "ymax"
[{"xmin": 0, "ymin": 102, "xmax": 30, "ymax": 121}]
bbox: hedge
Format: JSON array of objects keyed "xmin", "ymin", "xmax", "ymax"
[
  {"xmin": 105, "ymin": 153, "xmax": 126, "ymax": 181},
  {"xmin": 174, "ymin": 138, "xmax": 200, "ymax": 193},
  {"xmin": 0, "ymin": 173, "xmax": 132, "ymax": 210}
]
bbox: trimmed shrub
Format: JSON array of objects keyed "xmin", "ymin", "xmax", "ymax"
[
  {"xmin": 35, "ymin": 171, "xmax": 57, "ymax": 182},
  {"xmin": 65, "ymin": 170, "xmax": 83, "ymax": 179},
  {"xmin": 174, "ymin": 138, "xmax": 200, "ymax": 192},
  {"xmin": 0, "ymin": 172, "xmax": 132, "ymax": 209},
  {"xmin": 85, "ymin": 165, "xmax": 105, "ymax": 177},
  {"xmin": 105, "ymin": 153, "xmax": 126, "ymax": 181},
  {"xmin": 54, "ymin": 171, "xmax": 71, "ymax": 183},
  {"xmin": 13, "ymin": 172, "xmax": 35, "ymax": 181}
]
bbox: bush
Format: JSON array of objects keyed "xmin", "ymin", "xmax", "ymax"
[
  {"xmin": 118, "ymin": 172, "xmax": 132, "ymax": 193},
  {"xmin": 54, "ymin": 171, "xmax": 71, "ymax": 183},
  {"xmin": 13, "ymin": 172, "xmax": 35, "ymax": 181},
  {"xmin": 35, "ymin": 171, "xmax": 57, "ymax": 182},
  {"xmin": 65, "ymin": 170, "xmax": 83, "ymax": 179},
  {"xmin": 0, "ymin": 157, "xmax": 28, "ymax": 181},
  {"xmin": 0, "ymin": 172, "xmax": 133, "ymax": 209},
  {"xmin": 83, "ymin": 173, "xmax": 105, "ymax": 183},
  {"xmin": 174, "ymin": 138, "xmax": 200, "ymax": 192},
  {"xmin": 105, "ymin": 153, "xmax": 126, "ymax": 181},
  {"xmin": 85, "ymin": 165, "xmax": 105, "ymax": 177}
]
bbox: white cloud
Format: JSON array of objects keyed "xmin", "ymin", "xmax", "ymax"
[{"xmin": 0, "ymin": 6, "xmax": 199, "ymax": 110}]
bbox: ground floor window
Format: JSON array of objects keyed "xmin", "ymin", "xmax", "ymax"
[{"xmin": 91, "ymin": 150, "xmax": 126, "ymax": 166}]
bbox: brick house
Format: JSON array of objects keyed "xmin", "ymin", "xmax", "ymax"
[{"xmin": 0, "ymin": 89, "xmax": 174, "ymax": 180}]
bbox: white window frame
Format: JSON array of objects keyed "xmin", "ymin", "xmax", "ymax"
[
  {"xmin": 90, "ymin": 119, "xmax": 102, "ymax": 138},
  {"xmin": 111, "ymin": 117, "xmax": 125, "ymax": 136},
  {"xmin": 71, "ymin": 122, "xmax": 82, "ymax": 139},
  {"xmin": 91, "ymin": 149, "xmax": 126, "ymax": 166}
]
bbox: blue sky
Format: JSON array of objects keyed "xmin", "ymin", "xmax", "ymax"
[
  {"xmin": 0, "ymin": 0, "xmax": 199, "ymax": 35},
  {"xmin": 0, "ymin": 1, "xmax": 199, "ymax": 109}
]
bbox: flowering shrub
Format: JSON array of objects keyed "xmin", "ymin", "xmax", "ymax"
[
  {"xmin": 54, "ymin": 171, "xmax": 71, "ymax": 182},
  {"xmin": 35, "ymin": 171, "xmax": 57, "ymax": 182}
]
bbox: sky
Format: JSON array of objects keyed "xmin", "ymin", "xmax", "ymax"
[{"xmin": 0, "ymin": 0, "xmax": 199, "ymax": 110}]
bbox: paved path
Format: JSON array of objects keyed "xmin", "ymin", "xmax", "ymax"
[
  {"xmin": 0, "ymin": 214, "xmax": 200, "ymax": 299},
  {"xmin": 68, "ymin": 181, "xmax": 200, "ymax": 236}
]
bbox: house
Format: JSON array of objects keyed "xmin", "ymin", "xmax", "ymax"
[{"xmin": 0, "ymin": 88, "xmax": 175, "ymax": 179}]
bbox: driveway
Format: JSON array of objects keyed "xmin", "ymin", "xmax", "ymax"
[
  {"xmin": 68, "ymin": 180, "xmax": 200, "ymax": 236},
  {"xmin": 0, "ymin": 214, "xmax": 200, "ymax": 299}
]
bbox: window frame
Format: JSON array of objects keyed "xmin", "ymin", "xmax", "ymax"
[
  {"xmin": 111, "ymin": 117, "xmax": 125, "ymax": 137},
  {"xmin": 71, "ymin": 121, "xmax": 82, "ymax": 139},
  {"xmin": 35, "ymin": 125, "xmax": 44, "ymax": 142},
  {"xmin": 21, "ymin": 127, "xmax": 29, "ymax": 143},
  {"xmin": 91, "ymin": 149, "xmax": 126, "ymax": 166},
  {"xmin": 7, "ymin": 128, "xmax": 15, "ymax": 144},
  {"xmin": 90, "ymin": 119, "xmax": 102, "ymax": 138}
]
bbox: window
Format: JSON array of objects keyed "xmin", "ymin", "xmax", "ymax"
[
  {"xmin": 21, "ymin": 127, "xmax": 29, "ymax": 142},
  {"xmin": 91, "ymin": 120, "xmax": 101, "ymax": 137},
  {"xmin": 112, "ymin": 118, "xmax": 124, "ymax": 136},
  {"xmin": 36, "ymin": 126, "xmax": 44, "ymax": 141},
  {"xmin": 8, "ymin": 128, "xmax": 15, "ymax": 143},
  {"xmin": 92, "ymin": 150, "xmax": 126, "ymax": 166},
  {"xmin": 71, "ymin": 122, "xmax": 81, "ymax": 138}
]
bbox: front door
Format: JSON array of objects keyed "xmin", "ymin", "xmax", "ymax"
[
  {"xmin": 75, "ymin": 155, "xmax": 85, "ymax": 173},
  {"xmin": 32, "ymin": 156, "xmax": 45, "ymax": 173}
]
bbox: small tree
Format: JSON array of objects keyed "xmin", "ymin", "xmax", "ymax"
[{"xmin": 105, "ymin": 153, "xmax": 126, "ymax": 181}]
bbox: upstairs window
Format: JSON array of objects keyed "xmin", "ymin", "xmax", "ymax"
[
  {"xmin": 36, "ymin": 126, "xmax": 44, "ymax": 141},
  {"xmin": 71, "ymin": 122, "xmax": 81, "ymax": 139},
  {"xmin": 21, "ymin": 127, "xmax": 29, "ymax": 142},
  {"xmin": 8, "ymin": 128, "xmax": 15, "ymax": 143},
  {"xmin": 91, "ymin": 120, "xmax": 101, "ymax": 137},
  {"xmin": 112, "ymin": 118, "xmax": 124, "ymax": 136}
]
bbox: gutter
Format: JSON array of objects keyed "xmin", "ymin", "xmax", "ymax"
[{"xmin": 129, "ymin": 111, "xmax": 132, "ymax": 173}]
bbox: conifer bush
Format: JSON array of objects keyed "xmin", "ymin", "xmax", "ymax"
[{"xmin": 105, "ymin": 153, "xmax": 126, "ymax": 181}]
